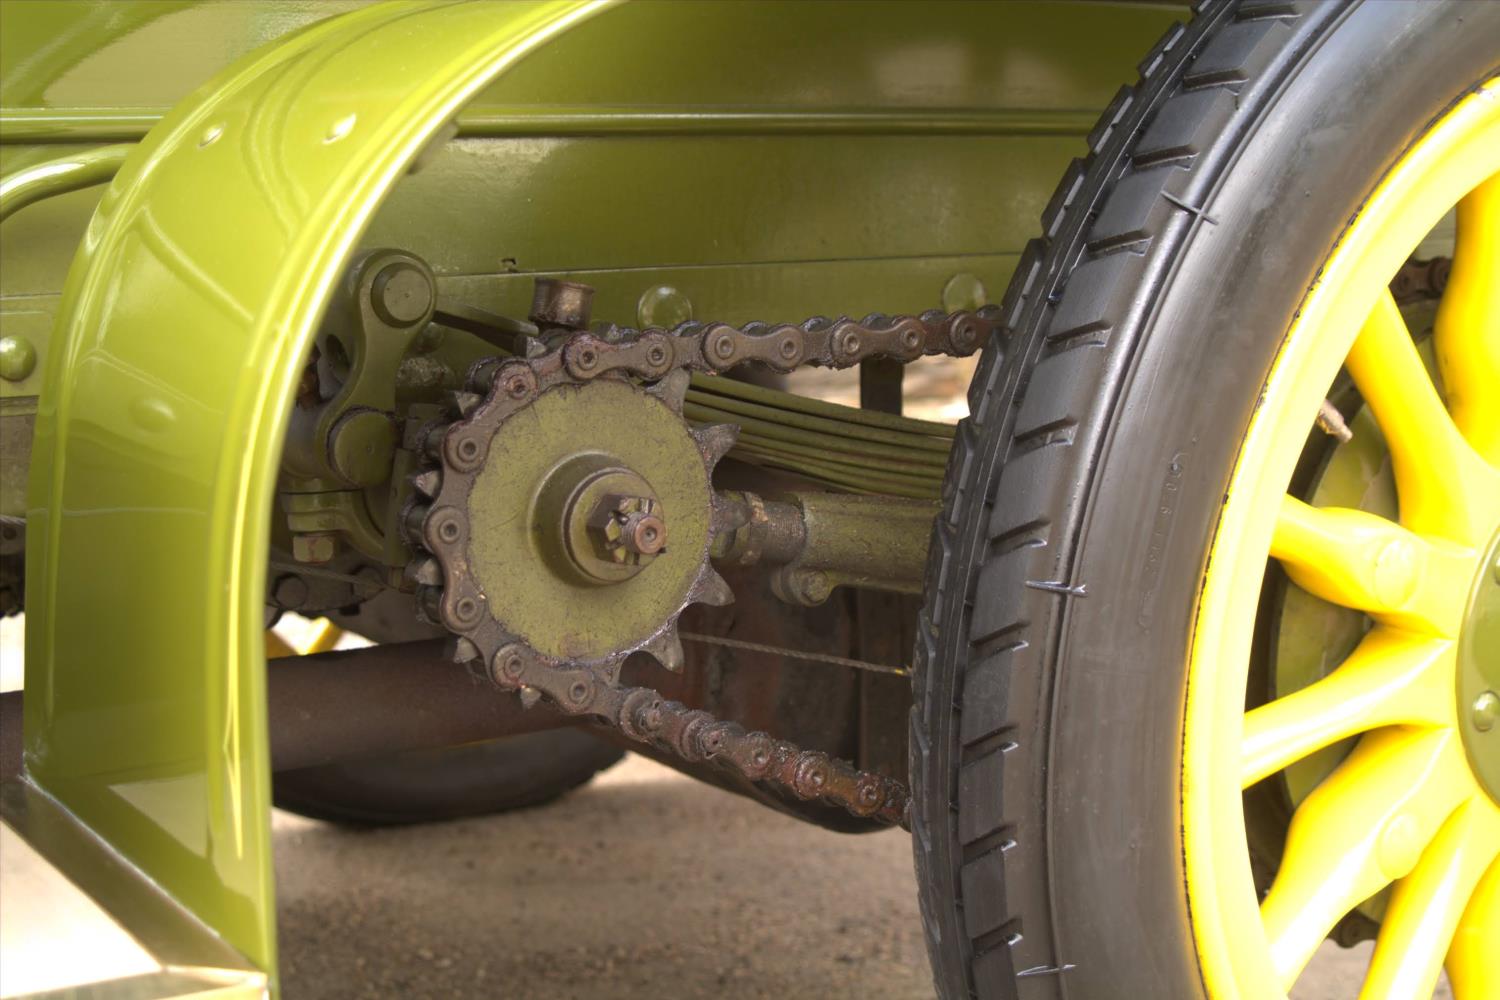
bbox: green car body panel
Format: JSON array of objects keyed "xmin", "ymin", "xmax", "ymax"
[{"xmin": 0, "ymin": 0, "xmax": 1178, "ymax": 989}]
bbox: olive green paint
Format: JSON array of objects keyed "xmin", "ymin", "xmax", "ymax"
[
  {"xmin": 22, "ymin": 1, "xmax": 621, "ymax": 981},
  {"xmin": 0, "ymin": 0, "xmax": 1183, "ymax": 987},
  {"xmin": 470, "ymin": 380, "xmax": 712, "ymax": 661},
  {"xmin": 0, "ymin": 143, "xmax": 130, "ymax": 221}
]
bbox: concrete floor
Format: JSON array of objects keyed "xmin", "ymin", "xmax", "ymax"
[{"xmin": 274, "ymin": 753, "xmax": 1429, "ymax": 1000}]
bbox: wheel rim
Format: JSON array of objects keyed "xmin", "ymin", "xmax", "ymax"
[{"xmin": 1184, "ymin": 80, "xmax": 1500, "ymax": 1000}]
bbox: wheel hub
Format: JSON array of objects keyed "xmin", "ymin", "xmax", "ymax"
[
  {"xmin": 462, "ymin": 379, "xmax": 715, "ymax": 663},
  {"xmin": 544, "ymin": 456, "xmax": 667, "ymax": 585},
  {"xmin": 1458, "ymin": 528, "xmax": 1500, "ymax": 802}
]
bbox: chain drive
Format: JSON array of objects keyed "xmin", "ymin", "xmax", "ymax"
[{"xmin": 406, "ymin": 305, "xmax": 1001, "ymax": 827}]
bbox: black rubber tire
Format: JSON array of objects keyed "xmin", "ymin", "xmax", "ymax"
[
  {"xmin": 274, "ymin": 731, "xmax": 624, "ymax": 826},
  {"xmin": 911, "ymin": 2, "xmax": 1500, "ymax": 997}
]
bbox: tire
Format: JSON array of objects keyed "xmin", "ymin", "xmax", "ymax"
[
  {"xmin": 911, "ymin": 2, "xmax": 1500, "ymax": 998},
  {"xmin": 274, "ymin": 731, "xmax": 624, "ymax": 826}
]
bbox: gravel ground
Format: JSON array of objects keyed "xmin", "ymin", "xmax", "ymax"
[{"xmin": 273, "ymin": 753, "xmax": 1424, "ymax": 1000}]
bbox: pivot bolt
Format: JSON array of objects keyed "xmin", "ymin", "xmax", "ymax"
[
  {"xmin": 589, "ymin": 495, "xmax": 668, "ymax": 566},
  {"xmin": 371, "ymin": 261, "xmax": 433, "ymax": 328},
  {"xmin": 1473, "ymin": 691, "xmax": 1499, "ymax": 733}
]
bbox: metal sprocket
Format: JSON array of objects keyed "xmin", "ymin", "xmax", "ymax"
[{"xmin": 402, "ymin": 303, "xmax": 998, "ymax": 824}]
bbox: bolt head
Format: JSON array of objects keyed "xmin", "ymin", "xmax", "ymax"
[
  {"xmin": 0, "ymin": 336, "xmax": 37, "ymax": 382},
  {"xmin": 272, "ymin": 574, "xmax": 310, "ymax": 610},
  {"xmin": 291, "ymin": 532, "xmax": 338, "ymax": 565},
  {"xmin": 371, "ymin": 262, "xmax": 433, "ymax": 327},
  {"xmin": 792, "ymin": 570, "xmax": 832, "ymax": 605},
  {"xmin": 1474, "ymin": 691, "xmax": 1499, "ymax": 733},
  {"xmin": 941, "ymin": 272, "xmax": 988, "ymax": 313},
  {"xmin": 622, "ymin": 510, "xmax": 667, "ymax": 556},
  {"xmin": 587, "ymin": 495, "xmax": 667, "ymax": 565},
  {"xmin": 328, "ymin": 409, "xmax": 397, "ymax": 487},
  {"xmin": 637, "ymin": 285, "xmax": 692, "ymax": 329}
]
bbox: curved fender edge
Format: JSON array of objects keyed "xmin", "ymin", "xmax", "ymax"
[{"xmin": 22, "ymin": 0, "xmax": 612, "ymax": 980}]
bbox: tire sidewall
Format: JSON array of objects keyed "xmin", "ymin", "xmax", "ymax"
[{"xmin": 1047, "ymin": 4, "xmax": 1500, "ymax": 996}]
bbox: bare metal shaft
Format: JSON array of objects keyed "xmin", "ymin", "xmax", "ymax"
[{"xmin": 713, "ymin": 490, "xmax": 937, "ymax": 606}]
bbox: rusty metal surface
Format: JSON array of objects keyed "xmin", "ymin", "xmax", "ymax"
[
  {"xmin": 395, "ymin": 299, "xmax": 993, "ymax": 826},
  {"xmin": 714, "ymin": 490, "xmax": 937, "ymax": 605},
  {"xmin": 265, "ymin": 639, "xmax": 575, "ymax": 772},
  {"xmin": 403, "ymin": 299, "xmax": 995, "ymax": 827},
  {"xmin": 1388, "ymin": 254, "xmax": 1451, "ymax": 304}
]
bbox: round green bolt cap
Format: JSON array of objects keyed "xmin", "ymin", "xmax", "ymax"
[
  {"xmin": 328, "ymin": 408, "xmax": 398, "ymax": 487},
  {"xmin": 637, "ymin": 285, "xmax": 693, "ymax": 330},
  {"xmin": 1474, "ymin": 691, "xmax": 1499, "ymax": 733},
  {"xmin": 0, "ymin": 336, "xmax": 37, "ymax": 382},
  {"xmin": 372, "ymin": 262, "xmax": 434, "ymax": 328},
  {"xmin": 941, "ymin": 272, "xmax": 988, "ymax": 313}
]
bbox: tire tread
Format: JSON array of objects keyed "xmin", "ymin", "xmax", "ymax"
[{"xmin": 910, "ymin": 2, "xmax": 1326, "ymax": 995}]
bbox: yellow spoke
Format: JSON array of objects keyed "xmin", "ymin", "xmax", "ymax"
[
  {"xmin": 302, "ymin": 619, "xmax": 344, "ymax": 655},
  {"xmin": 1260, "ymin": 728, "xmax": 1470, "ymax": 991},
  {"xmin": 1271, "ymin": 496, "xmax": 1472, "ymax": 635},
  {"xmin": 1361, "ymin": 796, "xmax": 1500, "ymax": 1000},
  {"xmin": 1447, "ymin": 849, "xmax": 1500, "ymax": 1000},
  {"xmin": 1240, "ymin": 629, "xmax": 1453, "ymax": 788},
  {"xmin": 1345, "ymin": 290, "xmax": 1499, "ymax": 545},
  {"xmin": 1435, "ymin": 174, "xmax": 1500, "ymax": 464},
  {"xmin": 265, "ymin": 630, "xmax": 297, "ymax": 660},
  {"xmin": 264, "ymin": 618, "xmax": 343, "ymax": 658}
]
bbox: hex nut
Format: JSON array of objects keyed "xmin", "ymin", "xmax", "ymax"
[{"xmin": 291, "ymin": 532, "xmax": 339, "ymax": 565}]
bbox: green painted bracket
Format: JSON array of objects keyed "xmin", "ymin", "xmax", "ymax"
[
  {"xmin": 23, "ymin": 0, "xmax": 612, "ymax": 983},
  {"xmin": 0, "ymin": 144, "xmax": 131, "ymax": 223}
]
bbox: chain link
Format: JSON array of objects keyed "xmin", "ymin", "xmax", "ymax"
[{"xmin": 409, "ymin": 305, "xmax": 1000, "ymax": 827}]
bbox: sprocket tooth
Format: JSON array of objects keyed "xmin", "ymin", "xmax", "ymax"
[
  {"xmin": 711, "ymin": 492, "xmax": 750, "ymax": 535},
  {"xmin": 448, "ymin": 635, "xmax": 480, "ymax": 664},
  {"xmin": 690, "ymin": 568, "xmax": 735, "ymax": 608},
  {"xmin": 642, "ymin": 626, "xmax": 685, "ymax": 673},
  {"xmin": 449, "ymin": 390, "xmax": 483, "ymax": 417},
  {"xmin": 693, "ymin": 423, "xmax": 739, "ymax": 469},
  {"xmin": 518, "ymin": 685, "xmax": 543, "ymax": 710},
  {"xmin": 645, "ymin": 368, "xmax": 692, "ymax": 413},
  {"xmin": 410, "ymin": 468, "xmax": 442, "ymax": 499}
]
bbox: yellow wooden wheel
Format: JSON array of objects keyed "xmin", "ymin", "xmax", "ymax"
[{"xmin": 1185, "ymin": 83, "xmax": 1500, "ymax": 999}]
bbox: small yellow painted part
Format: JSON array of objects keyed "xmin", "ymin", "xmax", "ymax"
[
  {"xmin": 1445, "ymin": 853, "xmax": 1500, "ymax": 1000},
  {"xmin": 1259, "ymin": 728, "xmax": 1472, "ymax": 990},
  {"xmin": 1345, "ymin": 291, "xmax": 1500, "ymax": 547},
  {"xmin": 264, "ymin": 631, "xmax": 296, "ymax": 661},
  {"xmin": 264, "ymin": 620, "xmax": 343, "ymax": 660},
  {"xmin": 1361, "ymin": 795, "xmax": 1500, "ymax": 1000},
  {"xmin": 1270, "ymin": 496, "xmax": 1473, "ymax": 636},
  {"xmin": 1182, "ymin": 78, "xmax": 1500, "ymax": 1000},
  {"xmin": 1436, "ymin": 175, "xmax": 1500, "ymax": 465},
  {"xmin": 1239, "ymin": 628, "xmax": 1453, "ymax": 789}
]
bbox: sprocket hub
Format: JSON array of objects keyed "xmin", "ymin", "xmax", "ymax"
[
  {"xmin": 466, "ymin": 378, "xmax": 715, "ymax": 662},
  {"xmin": 412, "ymin": 369, "xmax": 733, "ymax": 675}
]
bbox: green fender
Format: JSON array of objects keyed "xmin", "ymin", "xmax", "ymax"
[{"xmin": 24, "ymin": 0, "xmax": 611, "ymax": 978}]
